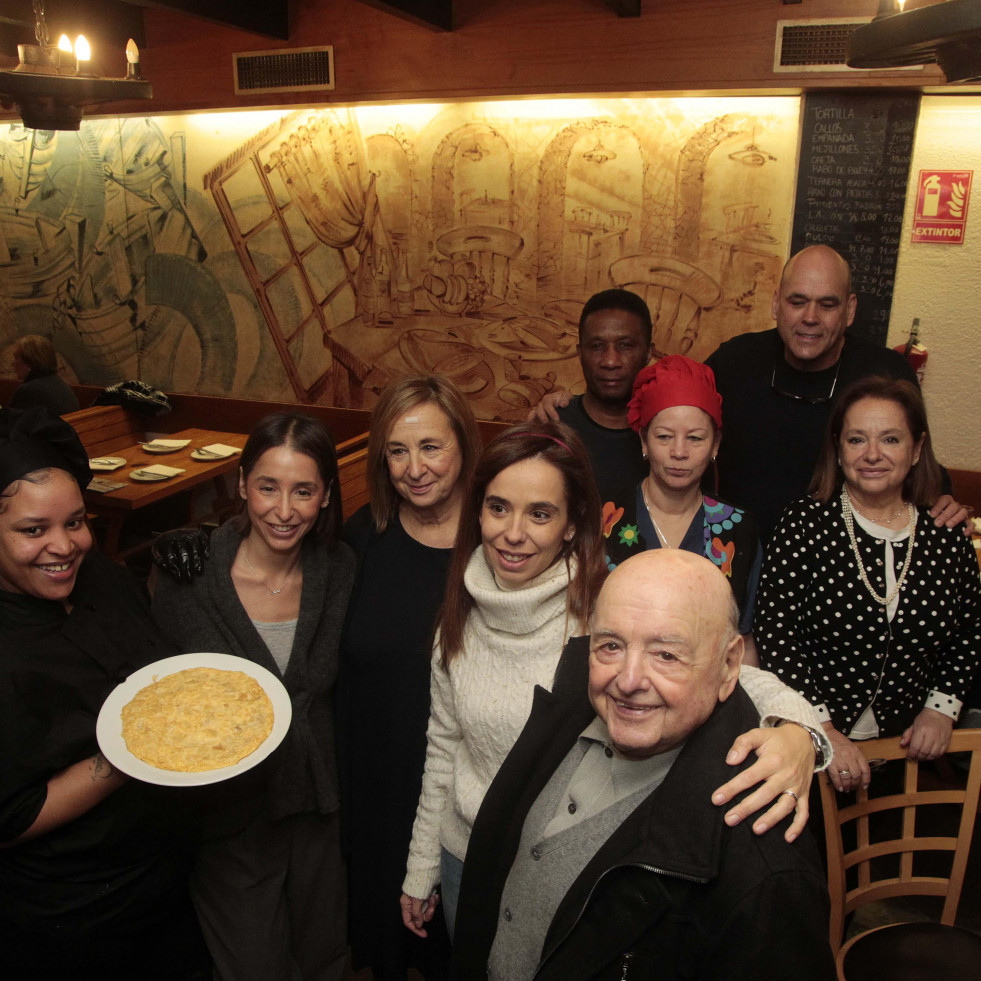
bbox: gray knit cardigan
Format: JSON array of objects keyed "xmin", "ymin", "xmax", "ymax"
[{"xmin": 153, "ymin": 521, "xmax": 355, "ymax": 821}]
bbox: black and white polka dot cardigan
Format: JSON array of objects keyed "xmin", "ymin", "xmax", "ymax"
[{"xmin": 756, "ymin": 497, "xmax": 981, "ymax": 737}]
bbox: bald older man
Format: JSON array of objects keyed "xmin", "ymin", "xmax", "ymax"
[{"xmin": 451, "ymin": 550, "xmax": 832, "ymax": 981}]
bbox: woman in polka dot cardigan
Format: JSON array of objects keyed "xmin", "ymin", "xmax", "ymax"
[{"xmin": 756, "ymin": 377, "xmax": 981, "ymax": 794}]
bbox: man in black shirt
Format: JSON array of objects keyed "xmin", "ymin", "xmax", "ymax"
[{"xmin": 551, "ymin": 289, "xmax": 652, "ymax": 504}]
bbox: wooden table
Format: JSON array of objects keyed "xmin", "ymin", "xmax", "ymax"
[{"xmin": 83, "ymin": 428, "xmax": 247, "ymax": 559}]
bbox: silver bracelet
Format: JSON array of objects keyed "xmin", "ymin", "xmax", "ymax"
[{"xmin": 775, "ymin": 718, "xmax": 828, "ymax": 770}]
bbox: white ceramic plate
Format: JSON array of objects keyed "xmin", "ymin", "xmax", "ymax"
[
  {"xmin": 191, "ymin": 448, "xmax": 233, "ymax": 461},
  {"xmin": 89, "ymin": 456, "xmax": 127, "ymax": 471},
  {"xmin": 141, "ymin": 443, "xmax": 180, "ymax": 454},
  {"xmin": 97, "ymin": 652, "xmax": 292, "ymax": 787},
  {"xmin": 130, "ymin": 469, "xmax": 173, "ymax": 482}
]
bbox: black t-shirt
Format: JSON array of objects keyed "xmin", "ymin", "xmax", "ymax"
[
  {"xmin": 556, "ymin": 396, "xmax": 648, "ymax": 505},
  {"xmin": 705, "ymin": 329, "xmax": 918, "ymax": 540}
]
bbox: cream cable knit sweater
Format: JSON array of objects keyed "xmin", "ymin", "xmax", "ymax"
[{"xmin": 402, "ymin": 548, "xmax": 830, "ymax": 900}]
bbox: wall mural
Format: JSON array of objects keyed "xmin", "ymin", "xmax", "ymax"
[{"xmin": 0, "ymin": 97, "xmax": 799, "ymax": 420}]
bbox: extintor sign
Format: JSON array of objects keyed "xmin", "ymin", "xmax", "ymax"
[{"xmin": 911, "ymin": 170, "xmax": 973, "ymax": 244}]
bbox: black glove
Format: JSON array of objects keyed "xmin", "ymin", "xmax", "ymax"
[{"xmin": 151, "ymin": 527, "xmax": 210, "ymax": 583}]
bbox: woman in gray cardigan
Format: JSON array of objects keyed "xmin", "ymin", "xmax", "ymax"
[{"xmin": 153, "ymin": 413, "xmax": 355, "ymax": 981}]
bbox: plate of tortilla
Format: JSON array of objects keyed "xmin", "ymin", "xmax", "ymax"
[{"xmin": 97, "ymin": 652, "xmax": 292, "ymax": 786}]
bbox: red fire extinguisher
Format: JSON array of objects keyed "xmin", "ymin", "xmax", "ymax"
[{"xmin": 893, "ymin": 317, "xmax": 928, "ymax": 385}]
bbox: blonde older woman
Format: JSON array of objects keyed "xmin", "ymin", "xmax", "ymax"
[{"xmin": 339, "ymin": 375, "xmax": 481, "ymax": 980}]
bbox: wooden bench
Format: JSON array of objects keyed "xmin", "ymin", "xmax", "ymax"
[
  {"xmin": 336, "ymin": 432, "xmax": 369, "ymax": 520},
  {"xmin": 62, "ymin": 404, "xmax": 146, "ymax": 458}
]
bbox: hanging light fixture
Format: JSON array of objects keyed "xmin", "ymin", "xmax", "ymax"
[
  {"xmin": 0, "ymin": 0, "xmax": 152, "ymax": 131},
  {"xmin": 848, "ymin": 0, "xmax": 981, "ymax": 83},
  {"xmin": 582, "ymin": 140, "xmax": 616, "ymax": 164}
]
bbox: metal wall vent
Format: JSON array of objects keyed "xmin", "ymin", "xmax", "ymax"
[
  {"xmin": 233, "ymin": 46, "xmax": 335, "ymax": 95},
  {"xmin": 774, "ymin": 19, "xmax": 872, "ymax": 72}
]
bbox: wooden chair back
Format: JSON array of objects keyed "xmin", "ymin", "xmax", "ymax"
[
  {"xmin": 821, "ymin": 729, "xmax": 981, "ymax": 957},
  {"xmin": 63, "ymin": 405, "xmax": 145, "ymax": 458},
  {"xmin": 336, "ymin": 432, "xmax": 369, "ymax": 520}
]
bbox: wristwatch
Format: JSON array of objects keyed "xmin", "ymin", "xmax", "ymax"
[{"xmin": 775, "ymin": 718, "xmax": 828, "ymax": 770}]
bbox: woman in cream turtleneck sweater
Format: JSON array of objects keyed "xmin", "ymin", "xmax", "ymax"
[{"xmin": 400, "ymin": 422, "xmax": 830, "ymax": 940}]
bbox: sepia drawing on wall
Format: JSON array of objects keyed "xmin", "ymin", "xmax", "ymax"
[{"xmin": 0, "ymin": 97, "xmax": 799, "ymax": 419}]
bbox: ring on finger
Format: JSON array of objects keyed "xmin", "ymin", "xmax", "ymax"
[
  {"xmin": 779, "ymin": 790, "xmax": 800, "ymax": 803},
  {"xmin": 839, "ymin": 768, "xmax": 851, "ymax": 776}
]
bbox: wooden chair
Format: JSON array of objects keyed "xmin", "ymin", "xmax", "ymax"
[{"xmin": 821, "ymin": 730, "xmax": 981, "ymax": 980}]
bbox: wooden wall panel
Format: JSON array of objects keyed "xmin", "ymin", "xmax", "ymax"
[{"xmin": 5, "ymin": 0, "xmax": 950, "ymax": 123}]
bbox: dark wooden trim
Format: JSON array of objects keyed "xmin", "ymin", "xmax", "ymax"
[
  {"xmin": 9, "ymin": 378, "xmax": 974, "ymax": 511},
  {"xmin": 0, "ymin": 379, "xmax": 508, "ymax": 449},
  {"xmin": 603, "ymin": 0, "xmax": 641, "ymax": 16},
  {"xmin": 950, "ymin": 469, "xmax": 981, "ymax": 519},
  {"xmin": 353, "ymin": 0, "xmax": 452, "ymax": 31},
  {"xmin": 139, "ymin": 0, "xmax": 289, "ymax": 40}
]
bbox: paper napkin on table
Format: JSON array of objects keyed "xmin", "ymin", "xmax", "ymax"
[
  {"xmin": 89, "ymin": 457, "xmax": 126, "ymax": 471},
  {"xmin": 143, "ymin": 438, "xmax": 191, "ymax": 449},
  {"xmin": 134, "ymin": 464, "xmax": 185, "ymax": 477},
  {"xmin": 87, "ymin": 477, "xmax": 127, "ymax": 493},
  {"xmin": 200, "ymin": 443, "xmax": 242, "ymax": 457}
]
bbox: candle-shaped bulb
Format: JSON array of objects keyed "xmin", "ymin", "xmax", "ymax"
[
  {"xmin": 125, "ymin": 38, "xmax": 141, "ymax": 77},
  {"xmin": 57, "ymin": 35, "xmax": 73, "ymax": 53},
  {"xmin": 75, "ymin": 35, "xmax": 91, "ymax": 65}
]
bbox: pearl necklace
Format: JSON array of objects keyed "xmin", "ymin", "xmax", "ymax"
[
  {"xmin": 243, "ymin": 542, "xmax": 297, "ymax": 596},
  {"xmin": 849, "ymin": 500, "xmax": 908, "ymax": 525},
  {"xmin": 840, "ymin": 487, "xmax": 917, "ymax": 606}
]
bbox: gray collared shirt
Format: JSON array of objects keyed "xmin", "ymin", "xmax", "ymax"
[{"xmin": 488, "ymin": 718, "xmax": 683, "ymax": 979}]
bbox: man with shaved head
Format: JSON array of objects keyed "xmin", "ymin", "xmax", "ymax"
[
  {"xmin": 706, "ymin": 244, "xmax": 965, "ymax": 538},
  {"xmin": 451, "ymin": 551, "xmax": 832, "ymax": 980}
]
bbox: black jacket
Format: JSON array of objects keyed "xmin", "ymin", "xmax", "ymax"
[
  {"xmin": 452, "ymin": 637, "xmax": 834, "ymax": 980},
  {"xmin": 9, "ymin": 370, "xmax": 79, "ymax": 416},
  {"xmin": 0, "ymin": 552, "xmax": 193, "ymax": 935}
]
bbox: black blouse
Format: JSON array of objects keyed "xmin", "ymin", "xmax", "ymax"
[
  {"xmin": 756, "ymin": 497, "xmax": 981, "ymax": 736},
  {"xmin": 0, "ymin": 553, "xmax": 194, "ymax": 935}
]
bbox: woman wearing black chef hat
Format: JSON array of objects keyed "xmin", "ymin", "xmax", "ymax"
[{"xmin": 0, "ymin": 407, "xmax": 207, "ymax": 981}]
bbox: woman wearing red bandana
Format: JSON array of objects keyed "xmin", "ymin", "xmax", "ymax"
[{"xmin": 603, "ymin": 355, "xmax": 763, "ymax": 663}]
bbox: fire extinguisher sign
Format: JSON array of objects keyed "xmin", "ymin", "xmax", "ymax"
[{"xmin": 911, "ymin": 170, "xmax": 973, "ymax": 244}]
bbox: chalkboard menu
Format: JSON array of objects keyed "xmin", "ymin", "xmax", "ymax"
[{"xmin": 791, "ymin": 92, "xmax": 920, "ymax": 346}]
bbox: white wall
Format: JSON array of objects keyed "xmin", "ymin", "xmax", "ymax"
[{"xmin": 890, "ymin": 95, "xmax": 981, "ymax": 472}]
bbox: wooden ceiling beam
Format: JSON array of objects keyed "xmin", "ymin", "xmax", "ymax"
[
  {"xmin": 352, "ymin": 0, "xmax": 453, "ymax": 31},
  {"xmin": 138, "ymin": 0, "xmax": 290, "ymax": 40}
]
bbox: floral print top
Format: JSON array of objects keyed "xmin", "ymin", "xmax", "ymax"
[{"xmin": 603, "ymin": 484, "xmax": 762, "ymax": 634}]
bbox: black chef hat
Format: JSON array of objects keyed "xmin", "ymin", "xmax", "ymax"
[{"xmin": 0, "ymin": 406, "xmax": 92, "ymax": 493}]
